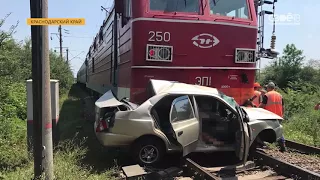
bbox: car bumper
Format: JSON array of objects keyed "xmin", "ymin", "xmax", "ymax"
[{"xmin": 94, "ymin": 122, "xmax": 135, "ymax": 147}]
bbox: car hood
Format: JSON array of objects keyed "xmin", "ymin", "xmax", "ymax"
[
  {"xmin": 95, "ymin": 90, "xmax": 124, "ymax": 108},
  {"xmin": 241, "ymin": 107, "xmax": 283, "ymax": 120}
]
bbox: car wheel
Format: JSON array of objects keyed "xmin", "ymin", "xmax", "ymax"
[{"xmin": 132, "ymin": 138, "xmax": 165, "ymax": 166}]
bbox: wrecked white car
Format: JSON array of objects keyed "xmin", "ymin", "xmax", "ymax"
[{"xmin": 94, "ymin": 79, "xmax": 283, "ymax": 166}]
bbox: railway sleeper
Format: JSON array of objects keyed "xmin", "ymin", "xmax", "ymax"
[{"xmin": 183, "ymin": 159, "xmax": 270, "ymax": 180}]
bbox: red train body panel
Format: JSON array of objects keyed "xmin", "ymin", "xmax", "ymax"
[{"xmin": 77, "ymin": 0, "xmax": 260, "ymax": 105}]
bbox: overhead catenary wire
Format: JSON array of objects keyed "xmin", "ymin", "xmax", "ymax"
[
  {"xmin": 69, "ymin": 51, "xmax": 85, "ymax": 61},
  {"xmin": 63, "ymin": 35, "xmax": 93, "ymax": 39}
]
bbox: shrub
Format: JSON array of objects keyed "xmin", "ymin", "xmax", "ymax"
[
  {"xmin": 280, "ymin": 84, "xmax": 320, "ymax": 120},
  {"xmin": 283, "ymin": 108, "xmax": 320, "ymax": 147},
  {"xmin": 0, "ymin": 14, "xmax": 74, "ymax": 172},
  {"xmin": 279, "ymin": 81, "xmax": 320, "ymax": 147},
  {"xmin": 50, "ymin": 51, "xmax": 74, "ymax": 94},
  {"xmin": 0, "ymin": 80, "xmax": 29, "ymax": 170}
]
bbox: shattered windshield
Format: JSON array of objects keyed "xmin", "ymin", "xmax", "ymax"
[
  {"xmin": 218, "ymin": 90, "xmax": 238, "ymax": 110},
  {"xmin": 149, "ymin": 0, "xmax": 200, "ymax": 13},
  {"xmin": 209, "ymin": 0, "xmax": 249, "ymax": 19}
]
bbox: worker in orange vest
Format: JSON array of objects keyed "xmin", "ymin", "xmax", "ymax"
[
  {"xmin": 242, "ymin": 82, "xmax": 263, "ymax": 107},
  {"xmin": 259, "ymin": 82, "xmax": 286, "ymax": 152},
  {"xmin": 252, "ymin": 82, "xmax": 262, "ymax": 107},
  {"xmin": 260, "ymin": 89, "xmax": 267, "ymax": 97}
]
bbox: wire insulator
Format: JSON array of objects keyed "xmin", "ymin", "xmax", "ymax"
[{"xmin": 270, "ymin": 34, "xmax": 276, "ymax": 49}]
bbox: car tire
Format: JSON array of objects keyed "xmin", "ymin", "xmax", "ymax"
[{"xmin": 132, "ymin": 138, "xmax": 165, "ymax": 166}]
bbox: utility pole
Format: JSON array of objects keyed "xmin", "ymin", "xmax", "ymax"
[
  {"xmin": 30, "ymin": 0, "xmax": 54, "ymax": 179},
  {"xmin": 54, "ymin": 46, "xmax": 68, "ymax": 62},
  {"xmin": 58, "ymin": 25, "xmax": 63, "ymax": 60},
  {"xmin": 66, "ymin": 48, "xmax": 69, "ymax": 64}
]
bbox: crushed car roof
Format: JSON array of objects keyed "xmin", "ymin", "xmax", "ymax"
[
  {"xmin": 95, "ymin": 79, "xmax": 236, "ymax": 109},
  {"xmin": 149, "ymin": 79, "xmax": 221, "ymax": 96}
]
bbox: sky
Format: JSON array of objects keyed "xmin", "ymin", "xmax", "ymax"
[{"xmin": 1, "ymin": 0, "xmax": 320, "ymax": 77}]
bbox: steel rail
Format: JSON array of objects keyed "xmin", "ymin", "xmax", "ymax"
[
  {"xmin": 184, "ymin": 158, "xmax": 221, "ymax": 180},
  {"xmin": 253, "ymin": 150, "xmax": 320, "ymax": 180},
  {"xmin": 183, "ymin": 150, "xmax": 320, "ymax": 180},
  {"xmin": 285, "ymin": 140, "xmax": 320, "ymax": 155}
]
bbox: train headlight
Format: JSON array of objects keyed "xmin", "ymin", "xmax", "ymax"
[
  {"xmin": 235, "ymin": 48, "xmax": 256, "ymax": 63},
  {"xmin": 146, "ymin": 44, "xmax": 173, "ymax": 62}
]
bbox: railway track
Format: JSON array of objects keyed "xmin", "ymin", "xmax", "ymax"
[
  {"xmin": 121, "ymin": 140, "xmax": 320, "ymax": 179},
  {"xmin": 285, "ymin": 140, "xmax": 320, "ymax": 155},
  {"xmin": 179, "ymin": 140, "xmax": 320, "ymax": 180},
  {"xmin": 182, "ymin": 150, "xmax": 320, "ymax": 180}
]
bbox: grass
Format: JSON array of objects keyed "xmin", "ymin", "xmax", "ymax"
[
  {"xmin": 283, "ymin": 125, "xmax": 316, "ymax": 146},
  {"xmin": 2, "ymin": 145, "xmax": 119, "ymax": 180},
  {"xmin": 282, "ymin": 109, "xmax": 320, "ymax": 147},
  {"xmin": 1, "ymin": 84, "xmax": 122, "ymax": 179}
]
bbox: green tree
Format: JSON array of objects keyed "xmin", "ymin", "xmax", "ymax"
[
  {"xmin": 261, "ymin": 44, "xmax": 305, "ymax": 88},
  {"xmin": 0, "ymin": 12, "xmax": 19, "ymax": 48},
  {"xmin": 298, "ymin": 59, "xmax": 320, "ymax": 85},
  {"xmin": 50, "ymin": 51, "xmax": 74, "ymax": 94},
  {"xmin": 0, "ymin": 14, "xmax": 75, "ymax": 170}
]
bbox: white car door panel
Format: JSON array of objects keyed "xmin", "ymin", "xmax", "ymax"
[
  {"xmin": 170, "ymin": 95, "xmax": 199, "ymax": 156},
  {"xmin": 236, "ymin": 106, "xmax": 250, "ymax": 164}
]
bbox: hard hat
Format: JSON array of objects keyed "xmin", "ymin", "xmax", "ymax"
[
  {"xmin": 254, "ymin": 82, "xmax": 261, "ymax": 88},
  {"xmin": 266, "ymin": 82, "xmax": 276, "ymax": 89}
]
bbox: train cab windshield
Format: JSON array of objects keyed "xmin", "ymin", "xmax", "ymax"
[
  {"xmin": 209, "ymin": 0, "xmax": 250, "ymax": 19},
  {"xmin": 149, "ymin": 0, "xmax": 250, "ymax": 20},
  {"xmin": 149, "ymin": 0, "xmax": 200, "ymax": 13}
]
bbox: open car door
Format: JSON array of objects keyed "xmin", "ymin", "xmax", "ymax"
[
  {"xmin": 170, "ymin": 95, "xmax": 199, "ymax": 156},
  {"xmin": 235, "ymin": 106, "xmax": 250, "ymax": 164}
]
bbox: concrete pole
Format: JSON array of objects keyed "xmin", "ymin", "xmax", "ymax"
[
  {"xmin": 42, "ymin": 0, "xmax": 54, "ymax": 177},
  {"xmin": 30, "ymin": 0, "xmax": 43, "ymax": 178},
  {"xmin": 29, "ymin": 0, "xmax": 54, "ymax": 178}
]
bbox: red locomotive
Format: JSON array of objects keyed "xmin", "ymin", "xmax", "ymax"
[{"xmin": 77, "ymin": 0, "xmax": 279, "ymax": 105}]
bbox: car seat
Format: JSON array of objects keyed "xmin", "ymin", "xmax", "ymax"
[{"xmin": 151, "ymin": 108, "xmax": 174, "ymax": 136}]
